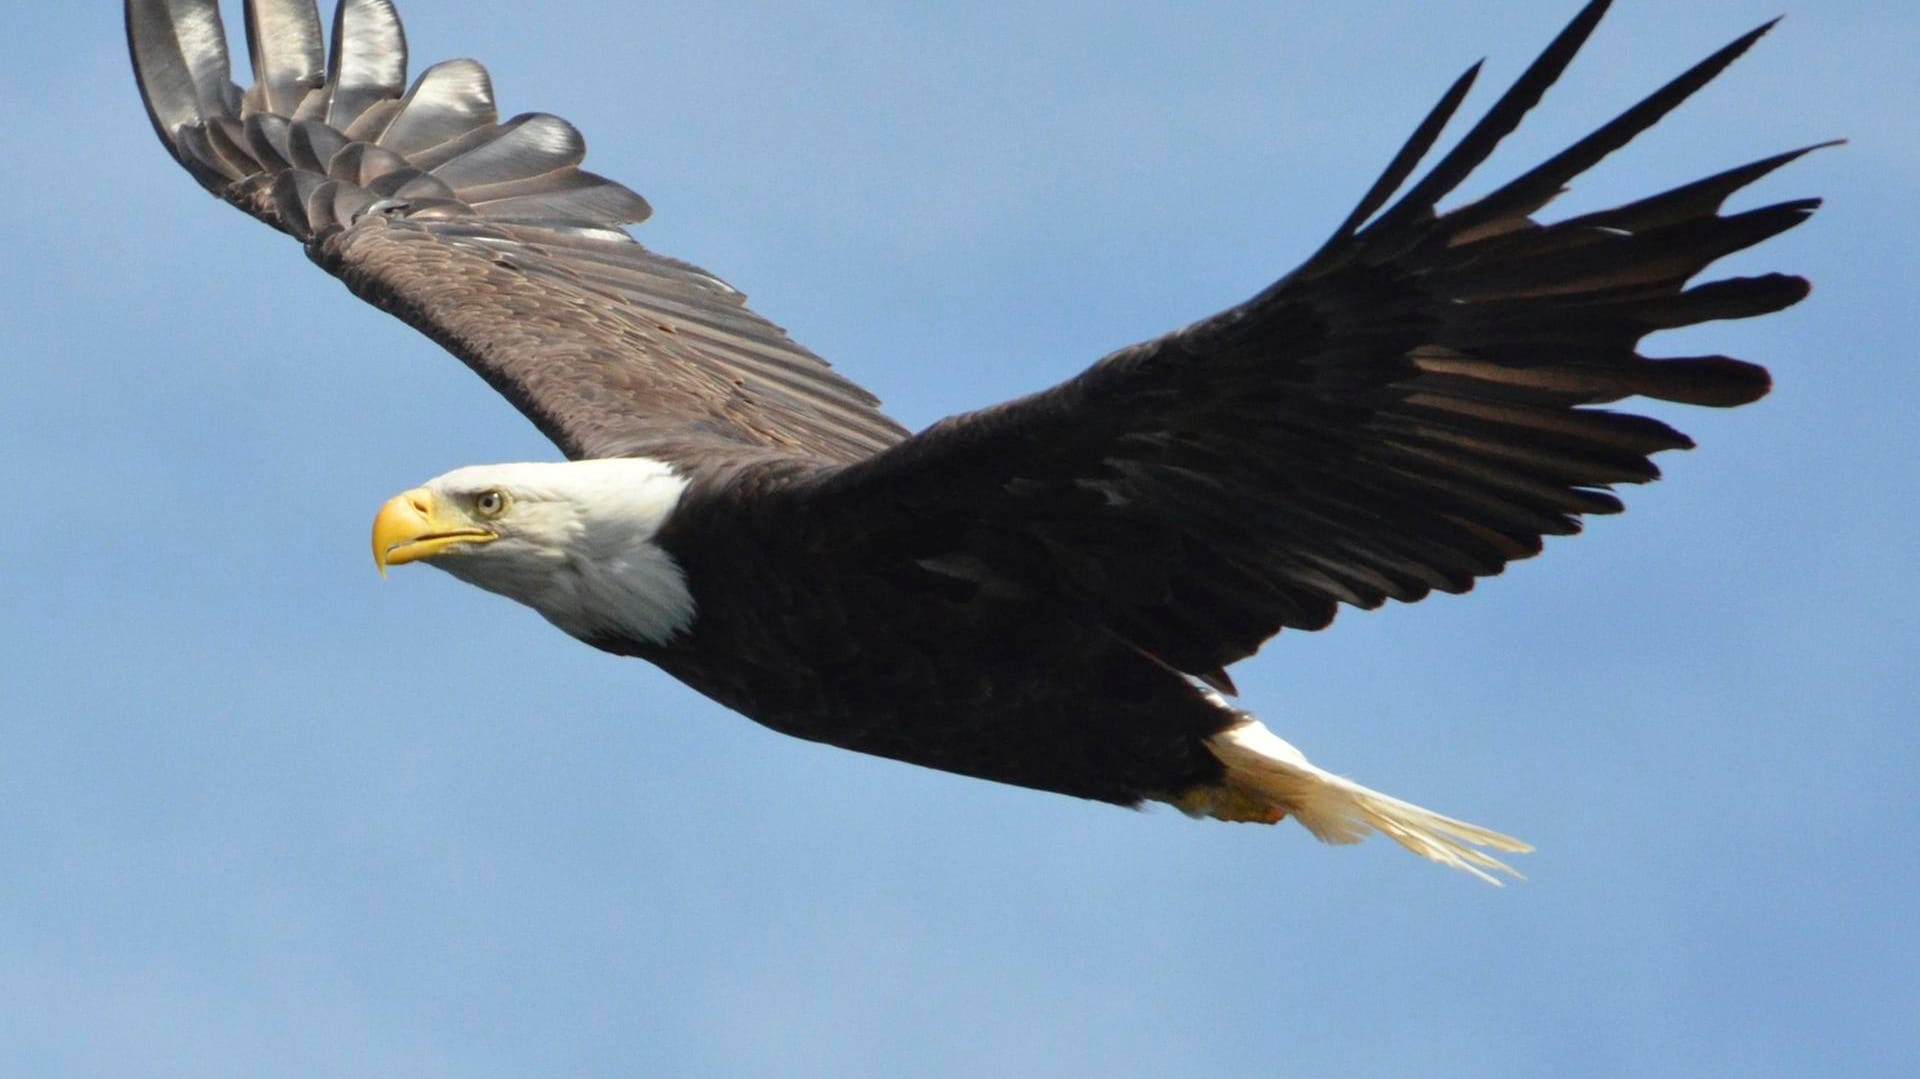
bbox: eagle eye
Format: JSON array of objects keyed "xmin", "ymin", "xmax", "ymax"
[{"xmin": 474, "ymin": 489, "xmax": 510, "ymax": 518}]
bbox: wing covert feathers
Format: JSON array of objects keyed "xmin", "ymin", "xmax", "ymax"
[
  {"xmin": 817, "ymin": 1, "xmax": 1821, "ymax": 684},
  {"xmin": 128, "ymin": 0, "xmax": 907, "ymax": 462}
]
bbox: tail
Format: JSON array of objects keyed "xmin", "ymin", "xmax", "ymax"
[{"xmin": 1176, "ymin": 719, "xmax": 1532, "ymax": 885}]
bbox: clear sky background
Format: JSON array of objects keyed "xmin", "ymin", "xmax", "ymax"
[{"xmin": 2, "ymin": 1, "xmax": 1914, "ymax": 1075}]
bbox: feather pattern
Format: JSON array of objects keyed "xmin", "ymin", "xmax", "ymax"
[
  {"xmin": 806, "ymin": 0, "xmax": 1820, "ymax": 683},
  {"xmin": 127, "ymin": 0, "xmax": 908, "ymax": 463}
]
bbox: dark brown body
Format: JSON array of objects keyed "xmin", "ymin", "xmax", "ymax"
[{"xmin": 609, "ymin": 464, "xmax": 1233, "ymax": 805}]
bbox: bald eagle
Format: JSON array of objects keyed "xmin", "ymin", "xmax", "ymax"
[{"xmin": 129, "ymin": 0, "xmax": 1821, "ymax": 883}]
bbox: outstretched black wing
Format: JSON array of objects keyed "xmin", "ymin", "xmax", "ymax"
[
  {"xmin": 808, "ymin": 0, "xmax": 1821, "ymax": 689},
  {"xmin": 129, "ymin": 0, "xmax": 908, "ymax": 462}
]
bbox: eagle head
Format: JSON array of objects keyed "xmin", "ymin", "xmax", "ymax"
[{"xmin": 371, "ymin": 458, "xmax": 697, "ymax": 645}]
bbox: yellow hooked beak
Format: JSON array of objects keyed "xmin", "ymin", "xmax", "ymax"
[{"xmin": 371, "ymin": 487, "xmax": 497, "ymax": 576}]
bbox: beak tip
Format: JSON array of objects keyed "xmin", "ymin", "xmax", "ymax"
[
  {"xmin": 372, "ymin": 489, "xmax": 429, "ymax": 576},
  {"xmin": 371, "ymin": 487, "xmax": 495, "ymax": 572}
]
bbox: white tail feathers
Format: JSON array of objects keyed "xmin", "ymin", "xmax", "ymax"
[{"xmin": 1186, "ymin": 719, "xmax": 1533, "ymax": 885}]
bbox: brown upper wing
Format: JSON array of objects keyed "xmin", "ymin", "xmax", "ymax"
[
  {"xmin": 804, "ymin": 0, "xmax": 1823, "ymax": 687},
  {"xmin": 128, "ymin": 0, "xmax": 908, "ymax": 462}
]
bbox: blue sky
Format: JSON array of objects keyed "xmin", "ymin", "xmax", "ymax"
[{"xmin": 2, "ymin": 1, "xmax": 1914, "ymax": 1075}]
